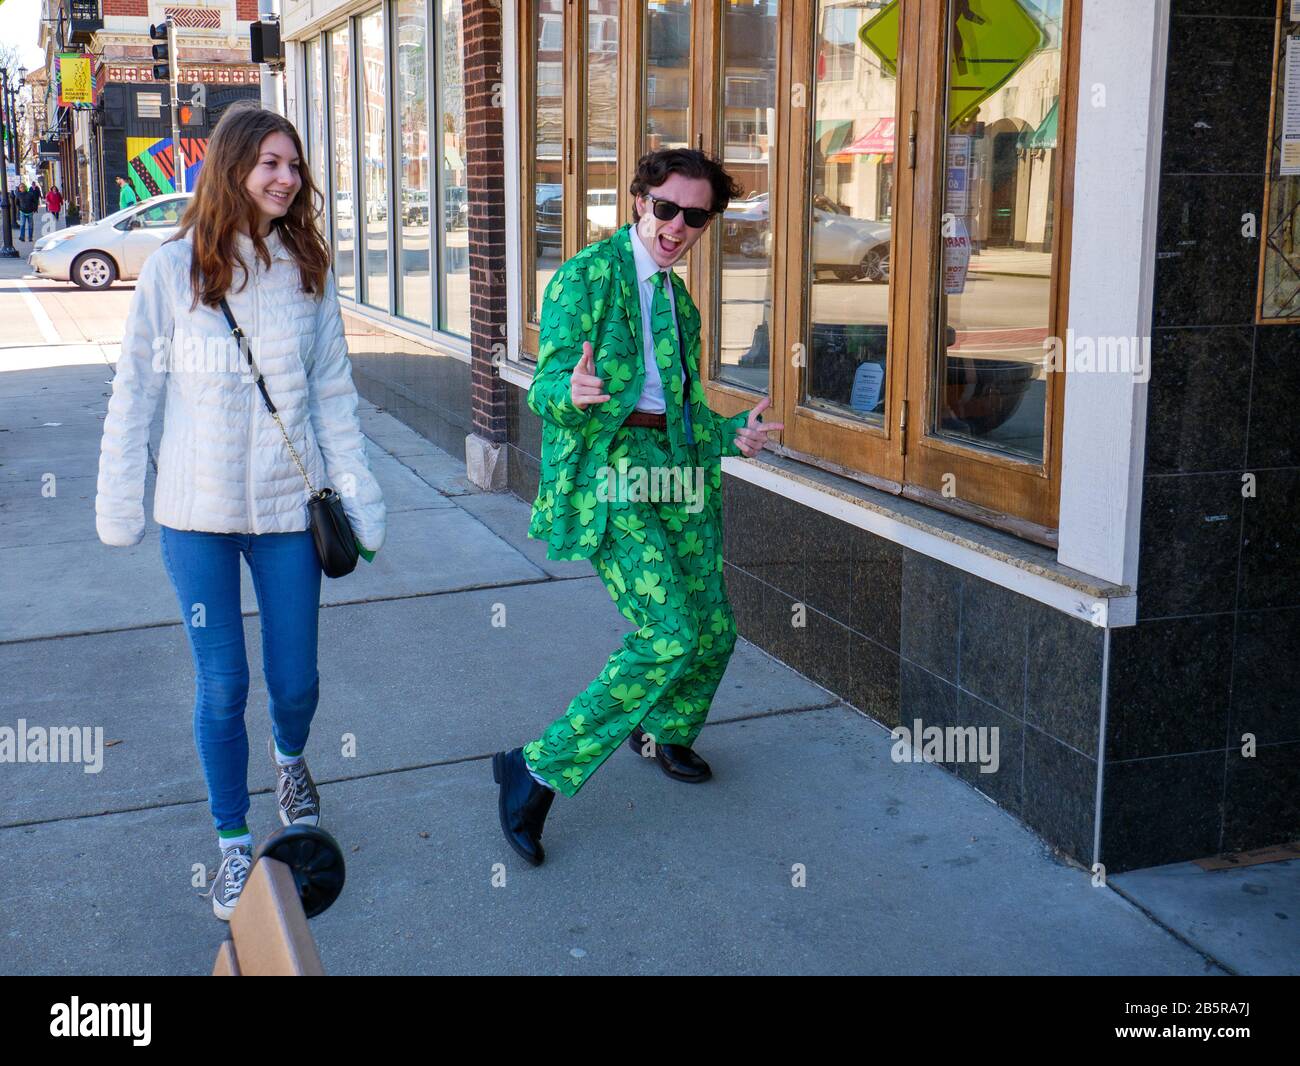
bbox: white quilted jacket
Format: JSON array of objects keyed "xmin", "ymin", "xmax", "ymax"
[{"xmin": 96, "ymin": 230, "xmax": 385, "ymax": 552}]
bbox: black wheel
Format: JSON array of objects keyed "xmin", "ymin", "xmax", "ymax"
[
  {"xmin": 832, "ymin": 266, "xmax": 859, "ymax": 282},
  {"xmin": 72, "ymin": 252, "xmax": 117, "ymax": 290},
  {"xmin": 255, "ymin": 824, "xmax": 346, "ymax": 919},
  {"xmin": 739, "ymin": 231, "xmax": 764, "ymax": 258}
]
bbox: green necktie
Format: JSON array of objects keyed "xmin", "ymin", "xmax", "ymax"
[{"xmin": 650, "ymin": 270, "xmax": 694, "ymax": 448}]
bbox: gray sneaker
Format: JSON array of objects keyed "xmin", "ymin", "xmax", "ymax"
[
  {"xmin": 211, "ymin": 844, "xmax": 252, "ymax": 921},
  {"xmin": 270, "ymin": 738, "xmax": 320, "ymax": 826}
]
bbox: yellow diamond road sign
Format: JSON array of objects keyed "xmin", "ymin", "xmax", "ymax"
[{"xmin": 860, "ymin": 0, "xmax": 1048, "ymax": 128}]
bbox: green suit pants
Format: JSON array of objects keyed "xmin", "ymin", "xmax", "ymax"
[{"xmin": 523, "ymin": 425, "xmax": 736, "ymax": 797}]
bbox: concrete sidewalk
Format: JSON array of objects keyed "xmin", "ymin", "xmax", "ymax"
[{"xmin": 0, "ymin": 350, "xmax": 1250, "ymax": 975}]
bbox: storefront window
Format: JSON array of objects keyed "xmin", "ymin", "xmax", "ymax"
[
  {"xmin": 528, "ymin": 1, "xmax": 565, "ymax": 328},
  {"xmin": 330, "ymin": 25, "xmax": 355, "ymax": 300},
  {"xmin": 438, "ymin": 0, "xmax": 469, "ymax": 337},
  {"xmin": 803, "ymin": 0, "xmax": 897, "ymax": 425},
  {"xmin": 644, "ymin": 0, "xmax": 691, "ymax": 283},
  {"xmin": 359, "ymin": 7, "xmax": 389, "ymax": 312},
  {"xmin": 713, "ymin": 0, "xmax": 778, "ymax": 394},
  {"xmin": 396, "ymin": 0, "xmax": 431, "ymax": 325},
  {"xmin": 584, "ymin": 0, "xmax": 619, "ymax": 250},
  {"xmin": 932, "ymin": 0, "xmax": 1062, "ymax": 463},
  {"xmin": 306, "ymin": 38, "xmax": 326, "ymax": 210}
]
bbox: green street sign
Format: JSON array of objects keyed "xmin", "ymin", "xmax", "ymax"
[{"xmin": 860, "ymin": 0, "xmax": 1048, "ymax": 127}]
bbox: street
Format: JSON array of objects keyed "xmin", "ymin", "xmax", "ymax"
[{"xmin": 0, "ymin": 251, "xmax": 1291, "ymax": 976}]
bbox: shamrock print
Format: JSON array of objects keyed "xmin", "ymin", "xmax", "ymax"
[
  {"xmin": 652, "ymin": 637, "xmax": 685, "ymax": 663},
  {"xmin": 678, "ymin": 531, "xmax": 704, "ymax": 557},
  {"xmin": 643, "ymin": 544, "xmax": 664, "ymax": 564},
  {"xmin": 574, "ymin": 738, "xmax": 603, "ymax": 764},
  {"xmin": 635, "ymin": 570, "xmax": 666, "ymax": 604},
  {"xmin": 575, "ymin": 491, "xmax": 598, "ymax": 525},
  {"xmin": 610, "ymin": 683, "xmax": 645, "ymax": 713}
]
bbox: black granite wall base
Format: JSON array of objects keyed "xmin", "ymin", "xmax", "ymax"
[{"xmin": 1101, "ymin": 1, "xmax": 1300, "ymax": 870}]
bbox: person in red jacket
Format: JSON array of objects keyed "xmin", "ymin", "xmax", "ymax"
[{"xmin": 45, "ymin": 185, "xmax": 63, "ymax": 225}]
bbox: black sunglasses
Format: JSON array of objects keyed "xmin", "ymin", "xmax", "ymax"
[{"xmin": 647, "ymin": 194, "xmax": 714, "ymax": 229}]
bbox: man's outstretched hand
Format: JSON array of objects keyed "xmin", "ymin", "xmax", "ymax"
[
  {"xmin": 569, "ymin": 342, "xmax": 611, "ymax": 409},
  {"xmin": 734, "ymin": 397, "xmax": 783, "ymax": 458}
]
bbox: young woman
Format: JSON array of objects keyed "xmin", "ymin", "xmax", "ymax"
[{"xmin": 95, "ymin": 103, "xmax": 385, "ymax": 919}]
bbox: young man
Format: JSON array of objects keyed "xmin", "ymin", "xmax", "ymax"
[
  {"xmin": 116, "ymin": 176, "xmax": 138, "ymax": 212},
  {"xmin": 492, "ymin": 149, "xmax": 783, "ymax": 866}
]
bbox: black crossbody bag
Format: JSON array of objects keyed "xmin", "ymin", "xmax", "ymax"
[{"xmin": 218, "ymin": 296, "xmax": 359, "ymax": 578}]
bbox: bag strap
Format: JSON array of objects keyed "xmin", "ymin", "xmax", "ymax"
[{"xmin": 218, "ymin": 296, "xmax": 318, "ymax": 497}]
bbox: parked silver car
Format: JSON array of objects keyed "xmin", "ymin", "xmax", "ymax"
[{"xmin": 29, "ymin": 193, "xmax": 192, "ymax": 290}]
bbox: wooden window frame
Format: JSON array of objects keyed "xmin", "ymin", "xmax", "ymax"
[{"xmin": 516, "ymin": 0, "xmax": 1079, "ymax": 539}]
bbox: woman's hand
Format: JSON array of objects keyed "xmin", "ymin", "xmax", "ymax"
[
  {"xmin": 734, "ymin": 397, "xmax": 783, "ymax": 458},
  {"xmin": 569, "ymin": 342, "xmax": 611, "ymax": 409}
]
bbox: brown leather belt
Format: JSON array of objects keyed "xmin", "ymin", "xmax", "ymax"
[{"xmin": 622, "ymin": 410, "xmax": 668, "ymax": 430}]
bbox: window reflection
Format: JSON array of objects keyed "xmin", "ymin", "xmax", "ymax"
[
  {"xmin": 330, "ymin": 26, "xmax": 354, "ymax": 299},
  {"xmin": 644, "ymin": 0, "xmax": 691, "ymax": 283},
  {"xmin": 585, "ymin": 0, "xmax": 619, "ymax": 250},
  {"xmin": 934, "ymin": 0, "xmax": 1062, "ymax": 463},
  {"xmin": 396, "ymin": 0, "xmax": 431, "ymax": 325},
  {"xmin": 359, "ymin": 7, "xmax": 389, "ymax": 311},
  {"xmin": 804, "ymin": 0, "xmax": 897, "ymax": 423},
  {"xmin": 715, "ymin": 0, "xmax": 777, "ymax": 393},
  {"xmin": 530, "ymin": 1, "xmax": 564, "ymax": 326},
  {"xmin": 439, "ymin": 0, "xmax": 469, "ymax": 337}
]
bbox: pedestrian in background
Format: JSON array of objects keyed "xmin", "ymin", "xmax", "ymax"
[
  {"xmin": 45, "ymin": 184, "xmax": 63, "ymax": 228},
  {"xmin": 15, "ymin": 182, "xmax": 39, "ymax": 241},
  {"xmin": 95, "ymin": 103, "xmax": 385, "ymax": 920},
  {"xmin": 116, "ymin": 175, "xmax": 137, "ymax": 211}
]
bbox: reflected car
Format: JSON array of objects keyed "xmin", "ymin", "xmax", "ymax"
[
  {"xmin": 725, "ymin": 192, "xmax": 890, "ymax": 282},
  {"xmin": 535, "ymin": 183, "xmax": 563, "ymax": 254},
  {"xmin": 28, "ymin": 193, "xmax": 192, "ymax": 290},
  {"xmin": 445, "ymin": 185, "xmax": 469, "ymax": 230},
  {"xmin": 402, "ymin": 189, "xmax": 430, "ymax": 226}
]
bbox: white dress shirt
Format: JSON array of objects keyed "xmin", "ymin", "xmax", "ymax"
[{"xmin": 629, "ymin": 223, "xmax": 686, "ymax": 414}]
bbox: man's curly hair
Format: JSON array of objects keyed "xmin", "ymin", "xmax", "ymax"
[{"xmin": 629, "ymin": 148, "xmax": 743, "ymax": 222}]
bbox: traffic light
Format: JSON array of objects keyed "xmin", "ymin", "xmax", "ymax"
[{"xmin": 149, "ymin": 22, "xmax": 170, "ymax": 82}]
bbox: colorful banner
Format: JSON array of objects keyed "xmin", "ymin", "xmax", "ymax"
[{"xmin": 56, "ymin": 53, "xmax": 94, "ymax": 107}]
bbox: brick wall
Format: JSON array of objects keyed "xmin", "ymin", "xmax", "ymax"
[
  {"xmin": 102, "ymin": 0, "xmax": 149, "ymax": 15},
  {"xmin": 463, "ymin": 0, "xmax": 508, "ymax": 443}
]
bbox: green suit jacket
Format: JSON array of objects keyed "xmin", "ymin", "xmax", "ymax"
[{"xmin": 526, "ymin": 223, "xmax": 748, "ymax": 562}]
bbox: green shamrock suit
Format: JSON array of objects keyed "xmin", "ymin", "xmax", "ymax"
[
  {"xmin": 523, "ymin": 223, "xmax": 749, "ymax": 796},
  {"xmin": 527, "ymin": 223, "xmax": 748, "ymax": 561}
]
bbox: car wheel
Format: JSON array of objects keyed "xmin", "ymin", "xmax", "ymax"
[
  {"xmin": 739, "ymin": 231, "xmax": 764, "ymax": 259},
  {"xmin": 862, "ymin": 247, "xmax": 890, "ymax": 283},
  {"xmin": 72, "ymin": 252, "xmax": 117, "ymax": 290},
  {"xmin": 832, "ymin": 266, "xmax": 860, "ymax": 282}
]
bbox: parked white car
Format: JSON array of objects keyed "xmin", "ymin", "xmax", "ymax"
[{"xmin": 29, "ymin": 193, "xmax": 192, "ymax": 290}]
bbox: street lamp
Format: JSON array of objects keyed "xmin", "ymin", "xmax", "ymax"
[{"xmin": 0, "ymin": 65, "xmax": 19, "ymax": 257}]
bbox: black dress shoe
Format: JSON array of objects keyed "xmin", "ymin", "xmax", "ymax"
[
  {"xmin": 628, "ymin": 726, "xmax": 712, "ymax": 783},
  {"xmin": 492, "ymin": 747, "xmax": 555, "ymax": 866}
]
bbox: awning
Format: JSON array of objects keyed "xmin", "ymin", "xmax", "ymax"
[
  {"xmin": 814, "ymin": 119, "xmax": 854, "ymax": 156},
  {"xmin": 1017, "ymin": 98, "xmax": 1059, "ymax": 151},
  {"xmin": 832, "ymin": 116, "xmax": 896, "ymax": 159}
]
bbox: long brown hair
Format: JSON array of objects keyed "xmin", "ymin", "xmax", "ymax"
[{"xmin": 171, "ymin": 102, "xmax": 330, "ymax": 309}]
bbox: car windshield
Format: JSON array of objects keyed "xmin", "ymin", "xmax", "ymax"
[{"xmin": 103, "ymin": 196, "xmax": 188, "ymax": 228}]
